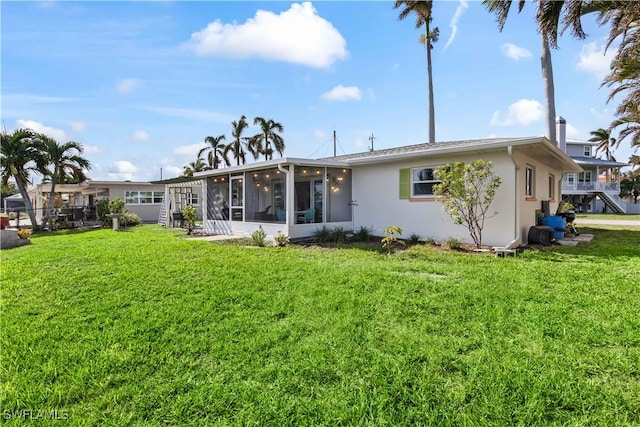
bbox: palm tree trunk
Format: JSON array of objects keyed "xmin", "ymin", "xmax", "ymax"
[
  {"xmin": 426, "ymin": 22, "xmax": 436, "ymax": 144},
  {"xmin": 43, "ymin": 175, "xmax": 59, "ymax": 227},
  {"xmin": 15, "ymin": 177, "xmax": 39, "ymax": 229},
  {"xmin": 541, "ymin": 33, "xmax": 557, "ymax": 144}
]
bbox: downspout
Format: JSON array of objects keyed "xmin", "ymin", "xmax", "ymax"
[{"xmin": 506, "ymin": 146, "xmax": 521, "ymax": 249}]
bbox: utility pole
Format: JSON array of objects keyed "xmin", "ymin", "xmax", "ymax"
[{"xmin": 369, "ymin": 133, "xmax": 375, "ymax": 152}]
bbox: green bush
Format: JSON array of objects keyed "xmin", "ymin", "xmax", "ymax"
[
  {"xmin": 122, "ymin": 212, "xmax": 142, "ymax": 227},
  {"xmin": 442, "ymin": 237, "xmax": 462, "ymax": 250},
  {"xmin": 353, "ymin": 225, "xmax": 371, "ymax": 242},
  {"xmin": 332, "ymin": 226, "xmax": 350, "ymax": 244},
  {"xmin": 108, "ymin": 198, "xmax": 125, "ymax": 215},
  {"xmin": 409, "ymin": 233, "xmax": 421, "ymax": 244},
  {"xmin": 96, "ymin": 199, "xmax": 110, "ymax": 223},
  {"xmin": 182, "ymin": 205, "xmax": 198, "ymax": 234},
  {"xmin": 313, "ymin": 226, "xmax": 333, "ymax": 244},
  {"xmin": 251, "ymin": 227, "xmax": 267, "ymax": 247}
]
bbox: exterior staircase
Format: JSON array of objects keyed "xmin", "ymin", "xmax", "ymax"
[{"xmin": 597, "ymin": 191, "xmax": 626, "ymax": 214}]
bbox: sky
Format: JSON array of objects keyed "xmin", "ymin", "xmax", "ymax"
[{"xmin": 1, "ymin": 1, "xmax": 635, "ymax": 183}]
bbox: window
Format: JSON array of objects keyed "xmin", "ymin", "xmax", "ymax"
[
  {"xmin": 578, "ymin": 171, "xmax": 592, "ymax": 183},
  {"xmin": 186, "ymin": 193, "xmax": 199, "ymax": 205},
  {"xmin": 411, "ymin": 167, "xmax": 440, "ymax": 197},
  {"xmin": 583, "ymin": 145, "xmax": 591, "ymax": 157},
  {"xmin": 548, "ymin": 174, "xmax": 555, "ymax": 200},
  {"xmin": 125, "ymin": 191, "xmax": 164, "ymax": 204},
  {"xmin": 567, "ymin": 174, "xmax": 575, "ymax": 187},
  {"xmin": 525, "ymin": 166, "xmax": 535, "ymax": 198}
]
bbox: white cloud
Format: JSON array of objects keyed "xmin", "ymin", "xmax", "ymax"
[
  {"xmin": 16, "ymin": 119, "xmax": 67, "ymax": 141},
  {"xmin": 83, "ymin": 145, "xmax": 105, "ymax": 155},
  {"xmin": 490, "ymin": 99, "xmax": 544, "ymax": 126},
  {"xmin": 117, "ymin": 78, "xmax": 139, "ymax": 94},
  {"xmin": 184, "ymin": 2, "xmax": 348, "ymax": 68},
  {"xmin": 107, "ymin": 160, "xmax": 138, "ymax": 181},
  {"xmin": 500, "ymin": 43, "xmax": 532, "ymax": 61},
  {"xmin": 577, "ymin": 41, "xmax": 616, "ymax": 80},
  {"xmin": 566, "ymin": 123, "xmax": 581, "ymax": 138},
  {"xmin": 129, "ymin": 130, "xmax": 150, "ymax": 141},
  {"xmin": 144, "ymin": 107, "xmax": 235, "ymax": 123},
  {"xmin": 443, "ymin": 0, "xmax": 468, "ymax": 51},
  {"xmin": 320, "ymin": 85, "xmax": 362, "ymax": 101},
  {"xmin": 70, "ymin": 121, "xmax": 87, "ymax": 132},
  {"xmin": 173, "ymin": 143, "xmax": 206, "ymax": 157}
]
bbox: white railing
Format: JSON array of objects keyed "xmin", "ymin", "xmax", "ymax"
[{"xmin": 562, "ymin": 181, "xmax": 620, "ymax": 192}]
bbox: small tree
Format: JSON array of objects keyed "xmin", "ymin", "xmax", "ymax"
[
  {"xmin": 381, "ymin": 225, "xmax": 405, "ymax": 255},
  {"xmin": 182, "ymin": 205, "xmax": 198, "ymax": 235},
  {"xmin": 433, "ymin": 160, "xmax": 501, "ymax": 249}
]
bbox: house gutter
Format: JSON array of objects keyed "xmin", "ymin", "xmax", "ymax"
[{"xmin": 505, "ymin": 146, "xmax": 521, "ymax": 249}]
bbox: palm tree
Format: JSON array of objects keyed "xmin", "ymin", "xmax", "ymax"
[
  {"xmin": 394, "ymin": 0, "xmax": 439, "ymax": 144},
  {"xmin": 590, "ymin": 1, "xmax": 640, "ymax": 151},
  {"xmin": 38, "ymin": 135, "xmax": 90, "ymax": 226},
  {"xmin": 249, "ymin": 117, "xmax": 285, "ymax": 161},
  {"xmin": 225, "ymin": 115, "xmax": 249, "ymax": 166},
  {"xmin": 589, "ymin": 128, "xmax": 616, "ymax": 161},
  {"xmin": 0, "ymin": 128, "xmax": 44, "ymax": 228},
  {"xmin": 183, "ymin": 157, "xmax": 208, "ymax": 177},
  {"xmin": 483, "ymin": 0, "xmax": 588, "ymax": 144},
  {"xmin": 198, "ymin": 134, "xmax": 229, "ymax": 170}
]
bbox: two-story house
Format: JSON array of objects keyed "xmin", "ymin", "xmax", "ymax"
[{"xmin": 557, "ymin": 117, "xmax": 630, "ymax": 213}]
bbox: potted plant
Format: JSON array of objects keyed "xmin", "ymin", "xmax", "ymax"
[
  {"xmin": 0, "ymin": 214, "xmax": 9, "ymax": 230},
  {"xmin": 107, "ymin": 198, "xmax": 126, "ymax": 231}
]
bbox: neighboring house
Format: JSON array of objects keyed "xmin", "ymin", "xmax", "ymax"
[
  {"xmin": 189, "ymin": 136, "xmax": 580, "ymax": 248},
  {"xmin": 153, "ymin": 176, "xmax": 204, "ymax": 227},
  {"xmin": 2, "ymin": 193, "xmax": 26, "ymax": 214},
  {"xmin": 27, "ymin": 180, "xmax": 166, "ymax": 223},
  {"xmin": 556, "ymin": 117, "xmax": 632, "ymax": 213}
]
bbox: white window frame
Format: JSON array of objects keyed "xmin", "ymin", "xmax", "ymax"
[
  {"xmin": 548, "ymin": 174, "xmax": 555, "ymax": 200},
  {"xmin": 125, "ymin": 191, "xmax": 165, "ymax": 205},
  {"xmin": 525, "ymin": 165, "xmax": 535, "ymax": 198},
  {"xmin": 583, "ymin": 145, "xmax": 591, "ymax": 157},
  {"xmin": 411, "ymin": 167, "xmax": 440, "ymax": 197},
  {"xmin": 186, "ymin": 192, "xmax": 199, "ymax": 205}
]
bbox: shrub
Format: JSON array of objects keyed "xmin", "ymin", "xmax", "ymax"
[
  {"xmin": 332, "ymin": 226, "xmax": 350, "ymax": 244},
  {"xmin": 442, "ymin": 237, "xmax": 462, "ymax": 250},
  {"xmin": 182, "ymin": 205, "xmax": 198, "ymax": 234},
  {"xmin": 381, "ymin": 225, "xmax": 405, "ymax": 255},
  {"xmin": 251, "ymin": 227, "xmax": 267, "ymax": 247},
  {"xmin": 108, "ymin": 198, "xmax": 125, "ymax": 215},
  {"xmin": 274, "ymin": 231, "xmax": 289, "ymax": 247},
  {"xmin": 409, "ymin": 233, "xmax": 421, "ymax": 244},
  {"xmin": 122, "ymin": 212, "xmax": 142, "ymax": 227},
  {"xmin": 96, "ymin": 199, "xmax": 110, "ymax": 223},
  {"xmin": 353, "ymin": 225, "xmax": 371, "ymax": 242},
  {"xmin": 313, "ymin": 226, "xmax": 333, "ymax": 244},
  {"xmin": 425, "ymin": 237, "xmax": 438, "ymax": 245},
  {"xmin": 17, "ymin": 228, "xmax": 32, "ymax": 239}
]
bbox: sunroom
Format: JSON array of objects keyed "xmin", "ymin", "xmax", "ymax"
[{"xmin": 197, "ymin": 159, "xmax": 353, "ymax": 239}]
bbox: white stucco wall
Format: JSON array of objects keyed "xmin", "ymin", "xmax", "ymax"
[{"xmin": 350, "ymin": 152, "xmax": 518, "ymax": 247}]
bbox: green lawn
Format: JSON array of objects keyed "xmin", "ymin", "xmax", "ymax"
[
  {"xmin": 2, "ymin": 225, "xmax": 639, "ymax": 426},
  {"xmin": 575, "ymin": 213, "xmax": 640, "ymax": 221}
]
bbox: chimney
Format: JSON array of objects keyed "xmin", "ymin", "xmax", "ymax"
[{"xmin": 555, "ymin": 116, "xmax": 566, "ymax": 153}]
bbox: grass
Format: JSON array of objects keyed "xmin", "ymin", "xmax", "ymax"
[
  {"xmin": 575, "ymin": 213, "xmax": 640, "ymax": 221},
  {"xmin": 1, "ymin": 225, "xmax": 639, "ymax": 425}
]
